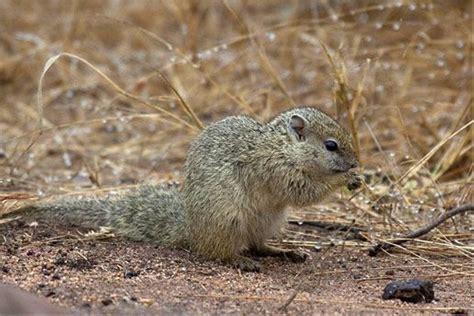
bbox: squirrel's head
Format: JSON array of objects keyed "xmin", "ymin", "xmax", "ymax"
[{"xmin": 269, "ymin": 107, "xmax": 359, "ymax": 177}]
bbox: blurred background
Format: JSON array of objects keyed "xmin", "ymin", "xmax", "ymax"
[{"xmin": 0, "ymin": 0, "xmax": 472, "ymax": 208}]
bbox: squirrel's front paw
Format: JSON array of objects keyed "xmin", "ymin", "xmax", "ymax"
[
  {"xmin": 234, "ymin": 256, "xmax": 261, "ymax": 272},
  {"xmin": 347, "ymin": 172, "xmax": 363, "ymax": 191},
  {"xmin": 283, "ymin": 249, "xmax": 309, "ymax": 263}
]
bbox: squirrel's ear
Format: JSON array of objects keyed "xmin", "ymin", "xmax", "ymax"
[{"xmin": 288, "ymin": 114, "xmax": 307, "ymax": 141}]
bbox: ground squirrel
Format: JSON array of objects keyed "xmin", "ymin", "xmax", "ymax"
[{"xmin": 11, "ymin": 107, "xmax": 361, "ymax": 272}]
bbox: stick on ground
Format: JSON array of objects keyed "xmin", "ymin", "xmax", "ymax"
[
  {"xmin": 288, "ymin": 219, "xmax": 367, "ymax": 240},
  {"xmin": 368, "ymin": 203, "xmax": 474, "ymax": 256}
]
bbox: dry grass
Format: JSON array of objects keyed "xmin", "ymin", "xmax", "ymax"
[{"xmin": 0, "ymin": 0, "xmax": 472, "ymax": 269}]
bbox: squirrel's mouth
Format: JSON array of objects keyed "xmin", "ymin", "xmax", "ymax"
[
  {"xmin": 331, "ymin": 163, "xmax": 358, "ymax": 174},
  {"xmin": 331, "ymin": 168, "xmax": 347, "ymax": 174}
]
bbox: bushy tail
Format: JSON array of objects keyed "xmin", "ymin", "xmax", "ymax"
[
  {"xmin": 9, "ymin": 184, "xmax": 187, "ymax": 246},
  {"xmin": 13, "ymin": 194, "xmax": 112, "ymax": 227}
]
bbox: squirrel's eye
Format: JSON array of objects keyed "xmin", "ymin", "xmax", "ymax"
[{"xmin": 324, "ymin": 140, "xmax": 338, "ymax": 152}]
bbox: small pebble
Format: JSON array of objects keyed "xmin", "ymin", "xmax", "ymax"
[
  {"xmin": 124, "ymin": 270, "xmax": 140, "ymax": 278},
  {"xmin": 45, "ymin": 290, "xmax": 56, "ymax": 298},
  {"xmin": 81, "ymin": 303, "xmax": 91, "ymax": 309},
  {"xmin": 101, "ymin": 298, "xmax": 113, "ymax": 306}
]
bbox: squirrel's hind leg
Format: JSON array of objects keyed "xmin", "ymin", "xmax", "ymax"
[{"xmin": 250, "ymin": 244, "xmax": 308, "ymax": 263}]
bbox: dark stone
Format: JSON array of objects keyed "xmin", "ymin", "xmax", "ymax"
[
  {"xmin": 81, "ymin": 302, "xmax": 91, "ymax": 309},
  {"xmin": 352, "ymin": 274, "xmax": 364, "ymax": 280},
  {"xmin": 124, "ymin": 270, "xmax": 140, "ymax": 278},
  {"xmin": 101, "ymin": 298, "xmax": 113, "ymax": 306},
  {"xmin": 45, "ymin": 290, "xmax": 56, "ymax": 298},
  {"xmin": 382, "ymin": 279, "xmax": 434, "ymax": 303}
]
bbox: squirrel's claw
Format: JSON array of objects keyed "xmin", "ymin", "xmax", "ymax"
[
  {"xmin": 347, "ymin": 172, "xmax": 363, "ymax": 191},
  {"xmin": 283, "ymin": 249, "xmax": 309, "ymax": 263},
  {"xmin": 234, "ymin": 256, "xmax": 261, "ymax": 272}
]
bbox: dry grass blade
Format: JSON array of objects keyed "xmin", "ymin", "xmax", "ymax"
[
  {"xmin": 1, "ymin": 113, "xmax": 187, "ymax": 145},
  {"xmin": 369, "ymin": 203, "xmax": 474, "ymax": 256},
  {"xmin": 158, "ymin": 72, "xmax": 204, "ymax": 129},
  {"xmin": 370, "ymin": 120, "xmax": 474, "ymax": 204},
  {"xmin": 320, "ymin": 42, "xmax": 361, "ymax": 159},
  {"xmin": 397, "ymin": 120, "xmax": 473, "ymax": 184},
  {"xmin": 102, "ymin": 14, "xmax": 256, "ymax": 116},
  {"xmin": 433, "ymin": 132, "xmax": 472, "ymax": 181},
  {"xmin": 255, "ymin": 45, "xmax": 296, "ymax": 107},
  {"xmin": 199, "ymin": 69, "xmax": 256, "ymax": 115},
  {"xmin": 432, "ymin": 98, "xmax": 473, "ymax": 180},
  {"xmin": 96, "ymin": 16, "xmax": 176, "ymax": 55},
  {"xmin": 372, "ymin": 241, "xmax": 473, "ymax": 276},
  {"xmin": 350, "ymin": 59, "xmax": 370, "ymax": 119},
  {"xmin": 37, "ymin": 53, "xmax": 198, "ymax": 132},
  {"xmin": 223, "ymin": 0, "xmax": 296, "ymax": 108}
]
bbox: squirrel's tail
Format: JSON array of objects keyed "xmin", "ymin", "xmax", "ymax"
[{"xmin": 10, "ymin": 184, "xmax": 187, "ymax": 246}]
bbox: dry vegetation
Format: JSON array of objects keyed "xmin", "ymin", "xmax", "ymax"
[{"xmin": 0, "ymin": 0, "xmax": 472, "ymax": 314}]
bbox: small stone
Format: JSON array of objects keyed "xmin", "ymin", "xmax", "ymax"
[
  {"xmin": 382, "ymin": 279, "xmax": 434, "ymax": 303},
  {"xmin": 352, "ymin": 274, "xmax": 364, "ymax": 280},
  {"xmin": 101, "ymin": 298, "xmax": 113, "ymax": 306},
  {"xmin": 45, "ymin": 290, "xmax": 56, "ymax": 298},
  {"xmin": 124, "ymin": 270, "xmax": 140, "ymax": 278},
  {"xmin": 80, "ymin": 302, "xmax": 91, "ymax": 309}
]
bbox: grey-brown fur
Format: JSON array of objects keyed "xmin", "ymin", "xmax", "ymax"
[
  {"xmin": 15, "ymin": 107, "xmax": 361, "ymax": 272},
  {"xmin": 20, "ymin": 183, "xmax": 186, "ymax": 246}
]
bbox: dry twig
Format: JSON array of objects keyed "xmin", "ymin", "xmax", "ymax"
[
  {"xmin": 288, "ymin": 219, "xmax": 367, "ymax": 240},
  {"xmin": 369, "ymin": 203, "xmax": 474, "ymax": 256}
]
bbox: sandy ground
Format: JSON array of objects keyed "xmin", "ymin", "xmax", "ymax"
[{"xmin": 1, "ymin": 220, "xmax": 472, "ymax": 315}]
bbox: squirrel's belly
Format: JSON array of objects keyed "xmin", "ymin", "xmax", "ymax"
[{"xmin": 243, "ymin": 208, "xmax": 288, "ymax": 246}]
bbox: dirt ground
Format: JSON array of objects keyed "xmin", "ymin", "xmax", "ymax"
[{"xmin": 1, "ymin": 221, "xmax": 472, "ymax": 315}]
